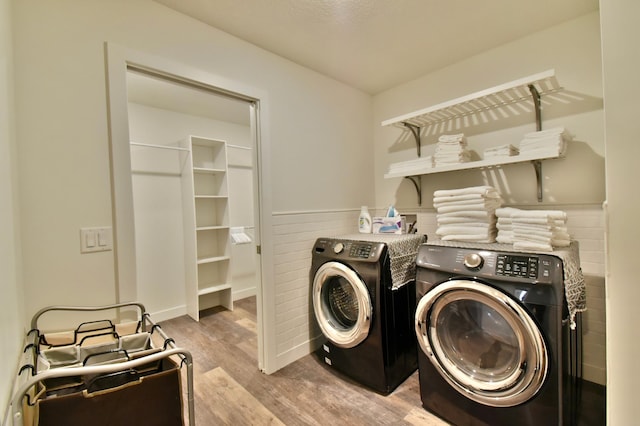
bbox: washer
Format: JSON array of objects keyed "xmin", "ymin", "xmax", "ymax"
[
  {"xmin": 414, "ymin": 243, "xmax": 582, "ymax": 426},
  {"xmin": 310, "ymin": 234, "xmax": 424, "ymax": 394}
]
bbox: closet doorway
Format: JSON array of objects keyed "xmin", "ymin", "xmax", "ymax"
[{"xmin": 106, "ymin": 45, "xmax": 269, "ymax": 371}]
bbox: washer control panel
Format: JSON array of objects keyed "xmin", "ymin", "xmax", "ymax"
[
  {"xmin": 348, "ymin": 242, "xmax": 374, "ymax": 259},
  {"xmin": 313, "ymin": 238, "xmax": 383, "ymax": 261}
]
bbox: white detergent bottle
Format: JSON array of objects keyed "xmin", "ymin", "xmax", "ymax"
[{"xmin": 358, "ymin": 206, "xmax": 372, "ymax": 233}]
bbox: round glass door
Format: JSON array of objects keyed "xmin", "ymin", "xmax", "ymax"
[
  {"xmin": 313, "ymin": 261, "xmax": 372, "ymax": 348},
  {"xmin": 415, "ymin": 279, "xmax": 548, "ymax": 407}
]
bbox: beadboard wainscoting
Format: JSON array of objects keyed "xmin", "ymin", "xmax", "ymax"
[
  {"xmin": 271, "ymin": 209, "xmax": 359, "ymax": 368},
  {"xmin": 270, "ymin": 204, "xmax": 605, "ymax": 384}
]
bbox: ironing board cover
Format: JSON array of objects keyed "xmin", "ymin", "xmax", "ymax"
[
  {"xmin": 338, "ymin": 233, "xmax": 426, "ymax": 289},
  {"xmin": 426, "ymin": 239, "xmax": 587, "ymax": 329}
]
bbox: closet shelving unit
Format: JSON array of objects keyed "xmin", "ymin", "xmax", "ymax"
[
  {"xmin": 183, "ymin": 136, "xmax": 233, "ymax": 322},
  {"xmin": 382, "ymin": 69, "xmax": 564, "ymax": 203}
]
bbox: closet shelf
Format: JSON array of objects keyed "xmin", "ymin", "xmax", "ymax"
[
  {"xmin": 184, "ymin": 136, "xmax": 233, "ymax": 319},
  {"xmin": 198, "ymin": 283, "xmax": 232, "ymax": 297},
  {"xmin": 196, "ymin": 225, "xmax": 229, "ymax": 231},
  {"xmin": 197, "ymin": 255, "xmax": 230, "ymax": 265},
  {"xmin": 194, "ymin": 195, "xmax": 228, "ymax": 199},
  {"xmin": 129, "ymin": 141, "xmax": 190, "ymax": 152},
  {"xmin": 193, "ymin": 167, "xmax": 225, "ymax": 174}
]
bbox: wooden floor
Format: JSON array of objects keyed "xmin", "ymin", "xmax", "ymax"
[{"xmin": 159, "ymin": 297, "xmax": 605, "ymax": 426}]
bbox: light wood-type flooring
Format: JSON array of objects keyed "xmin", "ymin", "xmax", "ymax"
[{"xmin": 159, "ymin": 297, "xmax": 605, "ymax": 426}]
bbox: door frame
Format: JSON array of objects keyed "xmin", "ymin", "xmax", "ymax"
[{"xmin": 104, "ymin": 42, "xmax": 275, "ymax": 373}]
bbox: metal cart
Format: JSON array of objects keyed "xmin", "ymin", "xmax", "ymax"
[{"xmin": 8, "ymin": 303, "xmax": 195, "ymax": 426}]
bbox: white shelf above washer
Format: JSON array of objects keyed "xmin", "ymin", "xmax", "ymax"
[{"xmin": 381, "ymin": 69, "xmax": 562, "ymax": 130}]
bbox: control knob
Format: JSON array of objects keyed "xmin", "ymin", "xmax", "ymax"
[
  {"xmin": 333, "ymin": 242, "xmax": 345, "ymax": 254},
  {"xmin": 464, "ymin": 253, "xmax": 483, "ymax": 269}
]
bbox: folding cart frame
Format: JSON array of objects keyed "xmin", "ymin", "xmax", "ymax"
[{"xmin": 8, "ymin": 303, "xmax": 195, "ymax": 426}]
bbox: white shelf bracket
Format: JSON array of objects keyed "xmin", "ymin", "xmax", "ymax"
[
  {"xmin": 404, "ymin": 176, "xmax": 422, "ymax": 206},
  {"xmin": 403, "ymin": 122, "xmax": 421, "ymax": 157}
]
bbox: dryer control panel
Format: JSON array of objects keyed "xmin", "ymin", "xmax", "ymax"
[{"xmin": 416, "ymin": 244, "xmax": 564, "ymax": 285}]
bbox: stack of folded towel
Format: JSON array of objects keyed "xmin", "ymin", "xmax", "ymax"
[
  {"xmin": 387, "ymin": 156, "xmax": 434, "ymax": 175},
  {"xmin": 519, "ymin": 127, "xmax": 571, "ymax": 157},
  {"xmin": 496, "ymin": 207, "xmax": 571, "ymax": 251},
  {"xmin": 434, "ymin": 186, "xmax": 503, "ymax": 243},
  {"xmin": 434, "ymin": 133, "xmax": 471, "ymax": 166},
  {"xmin": 483, "ymin": 144, "xmax": 519, "ymax": 159}
]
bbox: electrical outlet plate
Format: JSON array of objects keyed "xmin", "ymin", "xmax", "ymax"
[{"xmin": 80, "ymin": 227, "xmax": 113, "ymax": 253}]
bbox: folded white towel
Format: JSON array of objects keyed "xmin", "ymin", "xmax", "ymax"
[
  {"xmin": 433, "ymin": 192, "xmax": 501, "ymax": 204},
  {"xmin": 495, "ymin": 207, "xmax": 521, "ymax": 218},
  {"xmin": 484, "ymin": 144, "xmax": 519, "ymax": 158},
  {"xmin": 498, "ymin": 208, "xmax": 567, "ymax": 221},
  {"xmin": 437, "ymin": 211, "xmax": 494, "ymax": 219},
  {"xmin": 522, "ymin": 127, "xmax": 569, "ymax": 140},
  {"xmin": 434, "ymin": 198, "xmax": 489, "ymax": 208},
  {"xmin": 496, "ymin": 234, "xmax": 515, "ymax": 244},
  {"xmin": 442, "ymin": 233, "xmax": 497, "ymax": 243},
  {"xmin": 514, "ymin": 240, "xmax": 553, "ymax": 252},
  {"xmin": 438, "ymin": 133, "xmax": 466, "ymax": 143},
  {"xmin": 436, "ymin": 217, "xmax": 495, "ymax": 225},
  {"xmin": 434, "ymin": 186, "xmax": 500, "ymax": 198},
  {"xmin": 437, "ymin": 201, "xmax": 502, "ymax": 214},
  {"xmin": 436, "ymin": 224, "xmax": 493, "ymax": 236}
]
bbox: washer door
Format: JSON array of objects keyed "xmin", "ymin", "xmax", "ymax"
[
  {"xmin": 312, "ymin": 261, "xmax": 372, "ymax": 348},
  {"xmin": 415, "ymin": 279, "xmax": 548, "ymax": 407}
]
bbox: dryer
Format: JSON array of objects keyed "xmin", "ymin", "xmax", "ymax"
[
  {"xmin": 414, "ymin": 243, "xmax": 582, "ymax": 425},
  {"xmin": 310, "ymin": 234, "xmax": 425, "ymax": 394}
]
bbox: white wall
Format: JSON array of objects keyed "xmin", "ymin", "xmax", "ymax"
[
  {"xmin": 11, "ymin": 0, "xmax": 372, "ymax": 376},
  {"xmin": 0, "ymin": 0, "xmax": 25, "ymax": 419},
  {"xmin": 600, "ymin": 1, "xmax": 640, "ymax": 425},
  {"xmin": 374, "ymin": 12, "xmax": 604, "ymax": 210},
  {"xmin": 373, "ymin": 12, "xmax": 607, "ymax": 385}
]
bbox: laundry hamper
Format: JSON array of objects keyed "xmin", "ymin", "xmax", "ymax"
[{"xmin": 9, "ymin": 303, "xmax": 195, "ymax": 426}]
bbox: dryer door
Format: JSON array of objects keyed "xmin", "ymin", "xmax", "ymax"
[
  {"xmin": 312, "ymin": 261, "xmax": 372, "ymax": 348},
  {"xmin": 415, "ymin": 279, "xmax": 548, "ymax": 407}
]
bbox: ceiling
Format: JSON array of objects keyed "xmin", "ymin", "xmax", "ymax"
[
  {"xmin": 129, "ymin": 0, "xmax": 599, "ymax": 125},
  {"xmin": 154, "ymin": 0, "xmax": 599, "ymax": 95}
]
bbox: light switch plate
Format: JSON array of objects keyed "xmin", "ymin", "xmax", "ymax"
[{"xmin": 80, "ymin": 227, "xmax": 113, "ymax": 253}]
